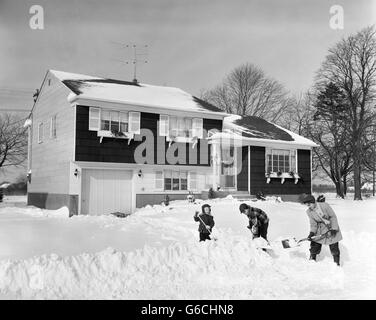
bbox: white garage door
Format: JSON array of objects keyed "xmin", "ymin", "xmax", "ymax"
[{"xmin": 81, "ymin": 169, "xmax": 133, "ymax": 215}]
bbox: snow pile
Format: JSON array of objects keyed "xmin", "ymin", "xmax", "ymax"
[
  {"xmin": 0, "ymin": 195, "xmax": 375, "ymax": 299},
  {"xmin": 0, "ymin": 236, "xmax": 348, "ymax": 300},
  {"xmin": 19, "ymin": 206, "xmax": 70, "ymax": 219}
]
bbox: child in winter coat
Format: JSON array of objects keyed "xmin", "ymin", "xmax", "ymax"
[
  {"xmin": 302, "ymin": 194, "xmax": 342, "ymax": 266},
  {"xmin": 194, "ymin": 204, "xmax": 215, "ymax": 242},
  {"xmin": 239, "ymin": 203, "xmax": 269, "ymax": 240}
]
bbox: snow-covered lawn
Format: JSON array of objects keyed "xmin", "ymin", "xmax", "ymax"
[{"xmin": 0, "ymin": 194, "xmax": 375, "ymax": 299}]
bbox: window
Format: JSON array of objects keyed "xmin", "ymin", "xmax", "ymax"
[
  {"xmin": 93, "ymin": 108, "xmax": 139, "ymax": 134},
  {"xmin": 159, "ymin": 115, "xmax": 169, "ymax": 136},
  {"xmin": 180, "ymin": 171, "xmax": 188, "ymax": 190},
  {"xmin": 89, "ymin": 107, "xmax": 100, "ymax": 131},
  {"xmin": 164, "ymin": 170, "xmax": 189, "ymax": 191},
  {"xmin": 172, "ymin": 171, "xmax": 180, "ymax": 190},
  {"xmin": 169, "ymin": 116, "xmax": 178, "ymax": 137},
  {"xmin": 110, "ymin": 111, "xmax": 119, "ymax": 132},
  {"xmin": 167, "ymin": 116, "xmax": 202, "ymax": 138},
  {"xmin": 266, "ymin": 149, "xmax": 297, "ymax": 173},
  {"xmin": 192, "ymin": 118, "xmax": 203, "ymax": 138},
  {"xmin": 101, "ymin": 110, "xmax": 110, "ymax": 130},
  {"xmin": 38, "ymin": 122, "xmax": 43, "ymax": 143},
  {"xmin": 120, "ymin": 112, "xmax": 129, "ymax": 132},
  {"xmin": 50, "ymin": 115, "xmax": 57, "ymax": 138},
  {"xmin": 164, "ymin": 171, "xmax": 172, "ymax": 190}
]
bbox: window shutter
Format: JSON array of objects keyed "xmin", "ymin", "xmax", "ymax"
[
  {"xmin": 189, "ymin": 172, "xmax": 197, "ymax": 190},
  {"xmin": 155, "ymin": 171, "xmax": 163, "ymax": 190},
  {"xmin": 159, "ymin": 115, "xmax": 169, "ymax": 136},
  {"xmin": 192, "ymin": 118, "xmax": 203, "ymax": 138},
  {"xmin": 290, "ymin": 150, "xmax": 297, "ymax": 172},
  {"xmin": 89, "ymin": 107, "xmax": 100, "ymax": 131},
  {"xmin": 129, "ymin": 112, "xmax": 141, "ymax": 134}
]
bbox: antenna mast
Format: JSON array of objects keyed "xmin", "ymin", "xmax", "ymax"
[{"xmin": 125, "ymin": 44, "xmax": 148, "ymax": 83}]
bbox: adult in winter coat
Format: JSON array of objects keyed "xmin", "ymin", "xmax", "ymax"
[
  {"xmin": 239, "ymin": 203, "xmax": 269, "ymax": 240},
  {"xmin": 302, "ymin": 194, "xmax": 343, "ymax": 266},
  {"xmin": 194, "ymin": 204, "xmax": 215, "ymax": 242}
]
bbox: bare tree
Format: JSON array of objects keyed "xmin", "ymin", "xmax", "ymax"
[
  {"xmin": 315, "ymin": 26, "xmax": 376, "ymax": 200},
  {"xmin": 0, "ymin": 113, "xmax": 28, "ymax": 169},
  {"xmin": 203, "ymin": 63, "xmax": 290, "ymax": 123}
]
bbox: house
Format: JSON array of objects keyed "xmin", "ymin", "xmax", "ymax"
[{"xmin": 25, "ymin": 70, "xmax": 317, "ymax": 216}]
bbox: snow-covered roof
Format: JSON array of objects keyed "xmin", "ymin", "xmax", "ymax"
[
  {"xmin": 210, "ymin": 115, "xmax": 318, "ymax": 148},
  {"xmin": 50, "ymin": 70, "xmax": 227, "ymax": 116}
]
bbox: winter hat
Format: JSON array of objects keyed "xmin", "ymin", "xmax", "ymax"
[
  {"xmin": 301, "ymin": 194, "xmax": 316, "ymax": 204},
  {"xmin": 201, "ymin": 204, "xmax": 211, "ymax": 212},
  {"xmin": 239, "ymin": 203, "xmax": 249, "ymax": 213}
]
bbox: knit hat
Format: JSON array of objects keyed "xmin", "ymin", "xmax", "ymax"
[
  {"xmin": 201, "ymin": 204, "xmax": 211, "ymax": 212},
  {"xmin": 301, "ymin": 194, "xmax": 316, "ymax": 204}
]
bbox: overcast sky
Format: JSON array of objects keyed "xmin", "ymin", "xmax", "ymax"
[{"xmin": 0, "ymin": 0, "xmax": 375, "ymax": 181}]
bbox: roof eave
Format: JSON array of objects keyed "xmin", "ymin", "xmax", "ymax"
[{"xmin": 69, "ymin": 95, "xmax": 229, "ymax": 119}]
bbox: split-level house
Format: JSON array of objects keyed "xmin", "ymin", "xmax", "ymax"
[{"xmin": 25, "ymin": 70, "xmax": 317, "ymax": 216}]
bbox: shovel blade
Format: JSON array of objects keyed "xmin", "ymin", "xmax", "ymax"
[{"xmin": 281, "ymin": 237, "xmax": 299, "ymax": 249}]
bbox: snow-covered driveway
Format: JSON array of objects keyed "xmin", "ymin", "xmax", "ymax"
[{"xmin": 0, "ymin": 195, "xmax": 375, "ymax": 299}]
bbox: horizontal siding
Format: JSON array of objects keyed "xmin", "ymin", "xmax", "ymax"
[
  {"xmin": 250, "ymin": 146, "xmax": 311, "ymax": 195},
  {"xmin": 75, "ymin": 106, "xmax": 222, "ymax": 166},
  {"xmin": 28, "ymin": 73, "xmax": 74, "ymax": 194}
]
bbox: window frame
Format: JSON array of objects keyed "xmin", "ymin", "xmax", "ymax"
[
  {"xmin": 163, "ymin": 170, "xmax": 190, "ymax": 191},
  {"xmin": 265, "ymin": 148, "xmax": 297, "ymax": 173}
]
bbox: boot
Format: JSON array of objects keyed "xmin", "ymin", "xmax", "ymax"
[
  {"xmin": 309, "ymin": 254, "xmax": 317, "ymax": 261},
  {"xmin": 333, "ymin": 255, "xmax": 340, "ymax": 266}
]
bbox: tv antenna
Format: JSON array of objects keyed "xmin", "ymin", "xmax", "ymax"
[{"xmin": 123, "ymin": 44, "xmax": 148, "ymax": 83}]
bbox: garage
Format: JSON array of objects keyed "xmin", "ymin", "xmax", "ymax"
[{"xmin": 81, "ymin": 169, "xmax": 133, "ymax": 215}]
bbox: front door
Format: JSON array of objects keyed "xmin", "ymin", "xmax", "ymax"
[{"xmin": 220, "ymin": 145, "xmax": 236, "ymax": 189}]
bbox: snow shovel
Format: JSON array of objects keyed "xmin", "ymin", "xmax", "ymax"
[
  {"xmin": 281, "ymin": 231, "xmax": 331, "ymax": 249},
  {"xmin": 197, "ymin": 214, "xmax": 218, "ymax": 241}
]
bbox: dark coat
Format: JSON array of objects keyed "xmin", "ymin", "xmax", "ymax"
[
  {"xmin": 306, "ymin": 202, "xmax": 343, "ymax": 245},
  {"xmin": 245, "ymin": 206, "xmax": 269, "ymax": 226},
  {"xmin": 194, "ymin": 213, "xmax": 215, "ymax": 234}
]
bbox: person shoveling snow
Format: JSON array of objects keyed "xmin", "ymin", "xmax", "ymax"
[
  {"xmin": 194, "ymin": 204, "xmax": 215, "ymax": 242},
  {"xmin": 301, "ymin": 194, "xmax": 343, "ymax": 266},
  {"xmin": 239, "ymin": 203, "xmax": 269, "ymax": 241}
]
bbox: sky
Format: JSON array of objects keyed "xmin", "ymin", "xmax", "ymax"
[{"xmin": 0, "ymin": 0, "xmax": 375, "ymax": 182}]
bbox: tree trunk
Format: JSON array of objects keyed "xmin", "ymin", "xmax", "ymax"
[
  {"xmin": 343, "ymin": 176, "xmax": 347, "ymax": 196},
  {"xmin": 353, "ymin": 153, "xmax": 363, "ymax": 200},
  {"xmin": 335, "ymin": 180, "xmax": 345, "ymax": 199}
]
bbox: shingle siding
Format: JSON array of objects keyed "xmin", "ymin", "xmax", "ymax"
[
  {"xmin": 249, "ymin": 146, "xmax": 311, "ymax": 195},
  {"xmin": 75, "ymin": 106, "xmax": 222, "ymax": 166}
]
